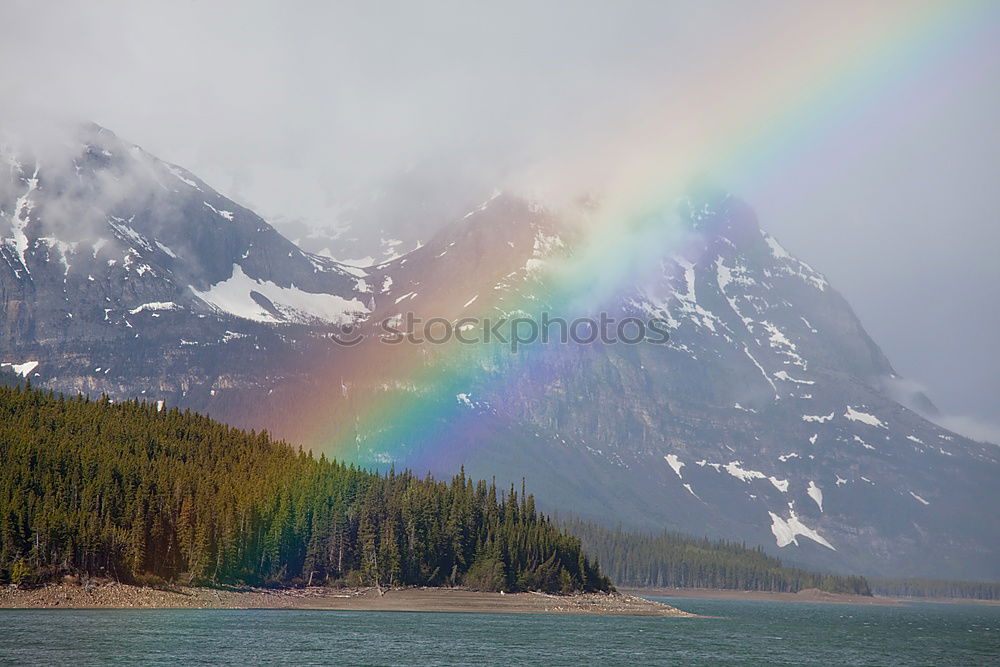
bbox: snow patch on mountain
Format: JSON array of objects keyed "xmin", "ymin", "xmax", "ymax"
[
  {"xmin": 6, "ymin": 163, "xmax": 39, "ymax": 275},
  {"xmin": 36, "ymin": 237, "xmax": 76, "ymax": 275},
  {"xmin": 769, "ymin": 477, "xmax": 790, "ymax": 493},
  {"xmin": 192, "ymin": 264, "xmax": 367, "ymax": 325},
  {"xmin": 716, "ymin": 257, "xmax": 755, "ymax": 327},
  {"xmin": 108, "ymin": 216, "xmax": 154, "ymax": 253},
  {"xmin": 762, "ymin": 232, "xmax": 792, "ymax": 260},
  {"xmin": 665, "ymin": 454, "xmax": 685, "ymax": 478},
  {"xmin": 761, "ymin": 231, "xmax": 829, "ymax": 291},
  {"xmin": 155, "ymin": 240, "xmax": 178, "ymax": 258},
  {"xmin": 674, "ymin": 258, "xmax": 722, "ymax": 332},
  {"xmin": 761, "ymin": 321, "xmax": 806, "ymax": 368},
  {"xmin": 844, "ymin": 406, "xmax": 887, "ymax": 428},
  {"xmin": 807, "ymin": 480, "xmax": 824, "ymax": 512},
  {"xmin": 165, "ymin": 164, "xmax": 201, "ymax": 190},
  {"xmin": 744, "ymin": 345, "xmax": 778, "ymax": 399},
  {"xmin": 853, "ymin": 435, "xmax": 876, "ymax": 451},
  {"xmin": 724, "ymin": 460, "xmax": 766, "ymax": 483},
  {"xmin": 463, "ymin": 189, "xmax": 502, "ymax": 219},
  {"xmin": 774, "ymin": 370, "xmax": 814, "ymax": 384},
  {"xmin": 129, "ymin": 302, "xmax": 180, "ymax": 314},
  {"xmin": 2, "ymin": 360, "xmax": 39, "ymax": 377},
  {"xmin": 769, "ymin": 505, "xmax": 835, "ymax": 550},
  {"xmin": 203, "ymin": 201, "xmax": 234, "ymax": 221}
]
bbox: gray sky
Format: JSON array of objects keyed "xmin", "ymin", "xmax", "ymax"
[{"xmin": 2, "ymin": 0, "xmax": 998, "ymax": 440}]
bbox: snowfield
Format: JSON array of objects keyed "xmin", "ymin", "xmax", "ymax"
[
  {"xmin": 844, "ymin": 406, "xmax": 887, "ymax": 428},
  {"xmin": 192, "ymin": 264, "xmax": 367, "ymax": 325},
  {"xmin": 768, "ymin": 506, "xmax": 835, "ymax": 550},
  {"xmin": 1, "ymin": 360, "xmax": 39, "ymax": 377}
]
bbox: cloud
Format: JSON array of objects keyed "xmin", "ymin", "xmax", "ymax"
[
  {"xmin": 0, "ymin": 0, "xmax": 857, "ymax": 228},
  {"xmin": 2, "ymin": 0, "xmax": 998, "ymax": 430},
  {"xmin": 932, "ymin": 415, "xmax": 1000, "ymax": 447},
  {"xmin": 881, "ymin": 374, "xmax": 1000, "ymax": 447},
  {"xmin": 1, "ymin": 120, "xmax": 204, "ymax": 267}
]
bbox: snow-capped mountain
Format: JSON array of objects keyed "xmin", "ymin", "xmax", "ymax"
[
  {"xmin": 0, "ymin": 123, "xmax": 375, "ymax": 401},
  {"xmin": 327, "ymin": 191, "xmax": 999, "ymax": 580},
  {"xmin": 2, "ymin": 124, "xmax": 996, "ymax": 580},
  {"xmin": 1, "ymin": 122, "xmax": 368, "ymax": 330}
]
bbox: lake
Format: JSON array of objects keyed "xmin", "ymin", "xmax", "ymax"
[{"xmin": 1, "ymin": 597, "xmax": 997, "ymax": 665}]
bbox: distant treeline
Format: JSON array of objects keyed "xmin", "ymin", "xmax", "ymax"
[
  {"xmin": 559, "ymin": 518, "xmax": 871, "ymax": 596},
  {"xmin": 869, "ymin": 578, "xmax": 1000, "ymax": 601},
  {"xmin": 0, "ymin": 384, "xmax": 610, "ymax": 593}
]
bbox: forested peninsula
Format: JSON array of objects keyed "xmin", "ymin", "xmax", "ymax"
[{"xmin": 0, "ymin": 384, "xmax": 609, "ymax": 594}]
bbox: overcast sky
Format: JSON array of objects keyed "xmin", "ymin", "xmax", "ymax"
[{"xmin": 2, "ymin": 0, "xmax": 998, "ymax": 440}]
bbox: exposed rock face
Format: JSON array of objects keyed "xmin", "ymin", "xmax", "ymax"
[
  {"xmin": 2, "ymin": 124, "xmax": 996, "ymax": 580},
  {"xmin": 324, "ymin": 191, "xmax": 999, "ymax": 580}
]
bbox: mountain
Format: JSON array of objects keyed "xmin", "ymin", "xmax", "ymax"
[
  {"xmin": 271, "ymin": 161, "xmax": 502, "ymax": 268},
  {"xmin": 1, "ymin": 122, "xmax": 368, "ymax": 403},
  {"xmin": 2, "ymin": 123, "xmax": 997, "ymax": 580},
  {"xmin": 318, "ymin": 191, "xmax": 1000, "ymax": 580}
]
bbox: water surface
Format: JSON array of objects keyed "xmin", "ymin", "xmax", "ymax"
[{"xmin": 1, "ymin": 597, "xmax": 997, "ymax": 665}]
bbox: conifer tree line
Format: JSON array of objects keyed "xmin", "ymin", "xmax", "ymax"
[
  {"xmin": 868, "ymin": 578, "xmax": 1000, "ymax": 601},
  {"xmin": 0, "ymin": 384, "xmax": 610, "ymax": 593},
  {"xmin": 558, "ymin": 518, "xmax": 872, "ymax": 595}
]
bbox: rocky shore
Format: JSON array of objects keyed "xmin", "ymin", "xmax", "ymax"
[{"xmin": 0, "ymin": 582, "xmax": 696, "ymax": 617}]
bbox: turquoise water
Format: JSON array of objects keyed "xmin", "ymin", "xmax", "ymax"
[{"xmin": 0, "ymin": 598, "xmax": 997, "ymax": 665}]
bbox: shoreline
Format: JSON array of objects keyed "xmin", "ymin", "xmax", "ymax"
[
  {"xmin": 6, "ymin": 582, "xmax": 992, "ymax": 612},
  {"xmin": 0, "ymin": 582, "xmax": 696, "ymax": 617},
  {"xmin": 627, "ymin": 586, "xmax": 898, "ymax": 606},
  {"xmin": 628, "ymin": 586, "xmax": 1000, "ymax": 606}
]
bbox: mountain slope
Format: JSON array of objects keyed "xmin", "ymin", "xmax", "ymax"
[
  {"xmin": 1, "ymin": 125, "xmax": 996, "ymax": 580},
  {"xmin": 332, "ymin": 191, "xmax": 1000, "ymax": 579},
  {"xmin": 1, "ymin": 122, "xmax": 373, "ymax": 401},
  {"xmin": 1, "ymin": 122, "xmax": 369, "ymax": 326}
]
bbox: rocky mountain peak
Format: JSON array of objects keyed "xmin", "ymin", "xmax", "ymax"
[{"xmin": 1, "ymin": 125, "xmax": 996, "ymax": 580}]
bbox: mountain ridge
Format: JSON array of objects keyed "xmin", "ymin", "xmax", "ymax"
[{"xmin": 2, "ymin": 123, "xmax": 996, "ymax": 580}]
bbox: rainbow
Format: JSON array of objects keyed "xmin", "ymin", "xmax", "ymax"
[{"xmin": 289, "ymin": 0, "xmax": 998, "ymax": 471}]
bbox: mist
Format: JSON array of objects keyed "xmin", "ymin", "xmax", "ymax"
[{"xmin": 1, "ymin": 0, "xmax": 998, "ymax": 439}]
